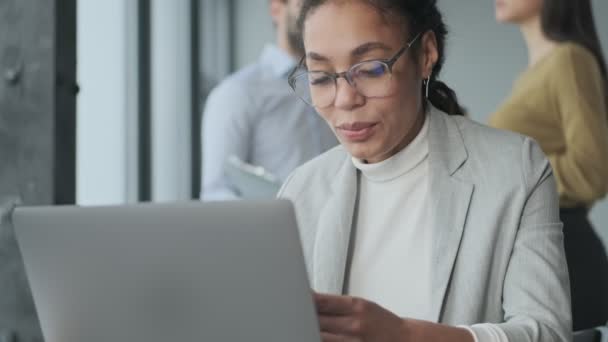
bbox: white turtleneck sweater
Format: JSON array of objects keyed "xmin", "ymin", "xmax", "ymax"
[{"xmin": 347, "ymin": 115, "xmax": 508, "ymax": 342}]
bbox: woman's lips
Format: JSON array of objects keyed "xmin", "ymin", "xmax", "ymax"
[{"xmin": 336, "ymin": 122, "xmax": 378, "ymax": 141}]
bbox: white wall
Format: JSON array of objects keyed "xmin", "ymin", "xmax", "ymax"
[
  {"xmin": 233, "ymin": 0, "xmax": 275, "ymax": 69},
  {"xmin": 231, "ymin": 0, "xmax": 608, "ymax": 244},
  {"xmin": 150, "ymin": 0, "xmax": 192, "ymax": 202},
  {"xmin": 77, "ymin": 0, "xmax": 138, "ymax": 205},
  {"xmin": 78, "ymin": 0, "xmax": 194, "ymax": 204}
]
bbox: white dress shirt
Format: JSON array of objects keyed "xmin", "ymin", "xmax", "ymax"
[
  {"xmin": 347, "ymin": 115, "xmax": 508, "ymax": 342},
  {"xmin": 201, "ymin": 44, "xmax": 337, "ymax": 200}
]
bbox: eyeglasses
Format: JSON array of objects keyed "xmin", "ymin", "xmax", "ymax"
[{"xmin": 288, "ymin": 32, "xmax": 422, "ymax": 108}]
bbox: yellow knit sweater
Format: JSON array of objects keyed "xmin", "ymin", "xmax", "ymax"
[{"xmin": 490, "ymin": 43, "xmax": 608, "ymax": 208}]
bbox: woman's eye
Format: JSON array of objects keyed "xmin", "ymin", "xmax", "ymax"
[
  {"xmin": 355, "ymin": 64, "xmax": 387, "ymax": 78},
  {"xmin": 310, "ymin": 75, "xmax": 333, "ymax": 86}
]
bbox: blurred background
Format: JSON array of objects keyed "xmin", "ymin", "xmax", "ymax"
[
  {"xmin": 74, "ymin": 0, "xmax": 608, "ymax": 243},
  {"xmin": 0, "ymin": 1, "xmax": 607, "ymax": 340}
]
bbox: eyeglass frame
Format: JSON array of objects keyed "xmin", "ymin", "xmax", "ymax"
[{"xmin": 287, "ymin": 31, "xmax": 423, "ymax": 106}]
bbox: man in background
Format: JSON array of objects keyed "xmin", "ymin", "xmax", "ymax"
[{"xmin": 200, "ymin": 0, "xmax": 336, "ymax": 200}]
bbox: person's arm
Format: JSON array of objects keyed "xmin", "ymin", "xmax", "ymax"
[
  {"xmin": 549, "ymin": 46, "xmax": 608, "ymax": 204},
  {"xmin": 200, "ymin": 80, "xmax": 253, "ymax": 200},
  {"xmin": 497, "ymin": 138, "xmax": 571, "ymax": 342},
  {"xmin": 313, "ymin": 292, "xmax": 475, "ymax": 342},
  {"xmin": 310, "ymin": 139, "xmax": 570, "ymax": 342},
  {"xmin": 314, "ymin": 293, "xmax": 509, "ymax": 342}
]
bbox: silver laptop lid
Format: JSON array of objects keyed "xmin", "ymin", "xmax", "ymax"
[{"xmin": 13, "ymin": 200, "xmax": 320, "ymax": 342}]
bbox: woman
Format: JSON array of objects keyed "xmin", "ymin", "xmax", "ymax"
[
  {"xmin": 280, "ymin": 0, "xmax": 571, "ymax": 341},
  {"xmin": 491, "ymin": 0, "xmax": 608, "ymax": 331}
]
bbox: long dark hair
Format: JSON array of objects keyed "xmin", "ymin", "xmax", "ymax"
[
  {"xmin": 297, "ymin": 0, "xmax": 465, "ymax": 116},
  {"xmin": 542, "ymin": 0, "xmax": 608, "ymax": 103}
]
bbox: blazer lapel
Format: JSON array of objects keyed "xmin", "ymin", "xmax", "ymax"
[
  {"xmin": 311, "ymin": 107, "xmax": 475, "ymax": 310},
  {"xmin": 312, "ymin": 160, "xmax": 358, "ymax": 294},
  {"xmin": 426, "ymin": 108, "xmax": 474, "ymax": 322}
]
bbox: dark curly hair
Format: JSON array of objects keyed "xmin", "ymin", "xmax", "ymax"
[{"xmin": 297, "ymin": 0, "xmax": 465, "ymax": 116}]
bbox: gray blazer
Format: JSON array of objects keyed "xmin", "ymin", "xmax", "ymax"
[{"xmin": 278, "ymin": 106, "xmax": 572, "ymax": 342}]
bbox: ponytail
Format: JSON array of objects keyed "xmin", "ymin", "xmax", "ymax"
[{"xmin": 427, "ymin": 79, "xmax": 466, "ymax": 116}]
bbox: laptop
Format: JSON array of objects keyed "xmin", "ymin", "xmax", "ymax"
[{"xmin": 12, "ymin": 200, "xmax": 320, "ymax": 342}]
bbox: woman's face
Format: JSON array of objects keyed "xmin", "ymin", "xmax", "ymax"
[
  {"xmin": 495, "ymin": 0, "xmax": 543, "ymax": 24},
  {"xmin": 302, "ymin": 0, "xmax": 436, "ymax": 163}
]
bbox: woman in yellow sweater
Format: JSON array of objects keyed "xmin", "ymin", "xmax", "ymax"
[{"xmin": 492, "ymin": 0, "xmax": 608, "ymax": 330}]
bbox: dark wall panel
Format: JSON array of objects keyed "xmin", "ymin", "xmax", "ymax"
[{"xmin": 0, "ymin": 0, "xmax": 76, "ymax": 341}]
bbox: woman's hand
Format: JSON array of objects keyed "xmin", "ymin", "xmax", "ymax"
[
  {"xmin": 314, "ymin": 292, "xmax": 476, "ymax": 342},
  {"xmin": 314, "ymin": 292, "xmax": 409, "ymax": 342}
]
